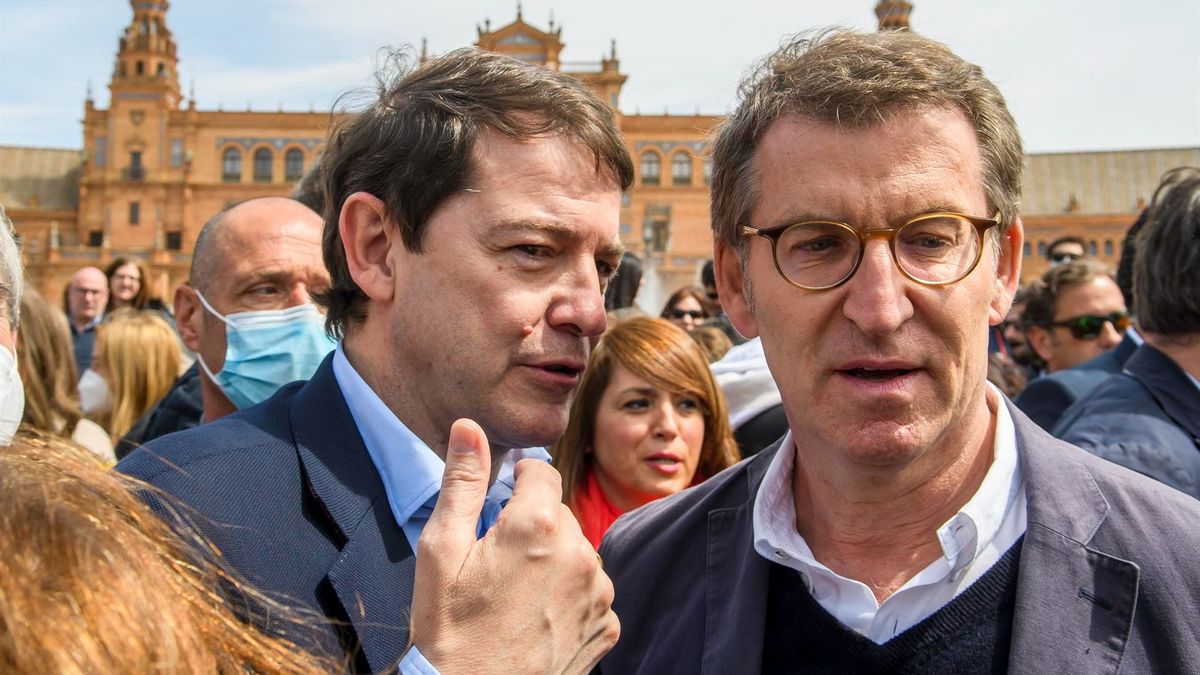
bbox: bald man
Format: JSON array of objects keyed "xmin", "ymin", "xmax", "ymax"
[
  {"xmin": 121, "ymin": 197, "xmax": 332, "ymax": 456},
  {"xmin": 66, "ymin": 266, "xmax": 109, "ymax": 376},
  {"xmin": 173, "ymin": 196, "xmax": 333, "ymax": 422}
]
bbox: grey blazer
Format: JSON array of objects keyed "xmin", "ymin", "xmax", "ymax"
[{"xmin": 600, "ymin": 399, "xmax": 1200, "ymax": 674}]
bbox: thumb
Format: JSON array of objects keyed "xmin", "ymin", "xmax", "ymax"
[{"xmin": 423, "ymin": 418, "xmax": 492, "ymax": 557}]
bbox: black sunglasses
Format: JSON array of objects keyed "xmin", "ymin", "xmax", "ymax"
[
  {"xmin": 1049, "ymin": 252, "xmax": 1081, "ymax": 265},
  {"xmin": 1043, "ymin": 311, "xmax": 1130, "ymax": 340},
  {"xmin": 670, "ymin": 308, "xmax": 705, "ymax": 320}
]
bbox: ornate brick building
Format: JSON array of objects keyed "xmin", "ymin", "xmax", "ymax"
[{"xmin": 2, "ymin": 0, "xmax": 1196, "ymax": 308}]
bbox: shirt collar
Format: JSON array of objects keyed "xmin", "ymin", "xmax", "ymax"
[
  {"xmin": 753, "ymin": 382, "xmax": 1022, "ymax": 582},
  {"xmin": 331, "ymin": 343, "xmax": 550, "ymax": 531}
]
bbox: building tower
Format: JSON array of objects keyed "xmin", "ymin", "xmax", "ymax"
[
  {"xmin": 875, "ymin": 1, "xmax": 914, "ymax": 31},
  {"xmin": 79, "ymin": 0, "xmax": 182, "ymax": 252}
]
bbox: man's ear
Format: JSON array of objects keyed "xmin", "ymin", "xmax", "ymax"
[
  {"xmin": 1027, "ymin": 325, "xmax": 1055, "ymax": 363},
  {"xmin": 988, "ymin": 217, "xmax": 1024, "ymax": 326},
  {"xmin": 714, "ymin": 240, "xmax": 758, "ymax": 339},
  {"xmin": 340, "ymin": 192, "xmax": 399, "ymax": 303},
  {"xmin": 174, "ymin": 284, "xmax": 202, "ymax": 353}
]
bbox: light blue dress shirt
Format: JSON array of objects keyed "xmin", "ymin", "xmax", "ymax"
[{"xmin": 331, "ymin": 344, "xmax": 551, "ymax": 674}]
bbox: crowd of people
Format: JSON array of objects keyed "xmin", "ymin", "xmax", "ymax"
[{"xmin": 0, "ymin": 25, "xmax": 1197, "ymax": 675}]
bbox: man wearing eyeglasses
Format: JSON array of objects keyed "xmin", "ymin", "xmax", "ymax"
[
  {"xmin": 599, "ymin": 29, "xmax": 1199, "ymax": 674},
  {"xmin": 1015, "ymin": 260, "xmax": 1134, "ymax": 430}
]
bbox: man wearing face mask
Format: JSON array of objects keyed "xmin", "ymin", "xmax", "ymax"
[
  {"xmin": 115, "ymin": 196, "xmax": 332, "ymax": 460},
  {"xmin": 175, "ymin": 197, "xmax": 334, "ymax": 422},
  {"xmin": 0, "ymin": 208, "xmax": 25, "ymax": 446}
]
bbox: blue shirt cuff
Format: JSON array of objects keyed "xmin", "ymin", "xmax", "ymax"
[{"xmin": 398, "ymin": 645, "xmax": 440, "ymax": 675}]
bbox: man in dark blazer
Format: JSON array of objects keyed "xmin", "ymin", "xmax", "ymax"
[
  {"xmin": 1014, "ymin": 330, "xmax": 1136, "ymax": 431},
  {"xmin": 120, "ymin": 49, "xmax": 631, "ymax": 673},
  {"xmin": 601, "ymin": 30, "xmax": 1200, "ymax": 673},
  {"xmin": 1056, "ymin": 168, "xmax": 1200, "ymax": 499}
]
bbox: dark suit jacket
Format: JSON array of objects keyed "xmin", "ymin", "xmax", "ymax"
[
  {"xmin": 1015, "ymin": 332, "xmax": 1137, "ymax": 431},
  {"xmin": 1055, "ymin": 344, "xmax": 1200, "ymax": 499},
  {"xmin": 600, "ymin": 399, "xmax": 1200, "ymax": 674},
  {"xmin": 118, "ymin": 355, "xmax": 411, "ymax": 672}
]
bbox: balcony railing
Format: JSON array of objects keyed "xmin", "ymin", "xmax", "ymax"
[{"xmin": 121, "ymin": 166, "xmax": 145, "ymax": 181}]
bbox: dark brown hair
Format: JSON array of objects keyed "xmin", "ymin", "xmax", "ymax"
[
  {"xmin": 1023, "ymin": 258, "xmax": 1114, "ymax": 328},
  {"xmin": 317, "ymin": 48, "xmax": 634, "ymax": 337},
  {"xmin": 1133, "ymin": 167, "xmax": 1200, "ymax": 337},
  {"xmin": 103, "ymin": 257, "xmax": 151, "ymax": 311}
]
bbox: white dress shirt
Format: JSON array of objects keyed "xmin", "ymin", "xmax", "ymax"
[{"xmin": 752, "ymin": 384, "xmax": 1028, "ymax": 644}]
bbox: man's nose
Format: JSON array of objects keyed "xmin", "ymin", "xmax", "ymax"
[
  {"xmin": 841, "ymin": 240, "xmax": 913, "ymax": 336},
  {"xmin": 546, "ymin": 264, "xmax": 608, "ymax": 338}
]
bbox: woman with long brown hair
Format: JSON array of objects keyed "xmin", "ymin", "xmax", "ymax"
[
  {"xmin": 16, "ymin": 289, "xmax": 113, "ymax": 461},
  {"xmin": 552, "ymin": 317, "xmax": 740, "ymax": 548}
]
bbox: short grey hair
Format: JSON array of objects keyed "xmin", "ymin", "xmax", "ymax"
[{"xmin": 0, "ymin": 205, "xmax": 23, "ymax": 331}]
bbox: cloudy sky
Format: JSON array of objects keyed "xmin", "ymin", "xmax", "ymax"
[{"xmin": 1, "ymin": 0, "xmax": 1197, "ymax": 153}]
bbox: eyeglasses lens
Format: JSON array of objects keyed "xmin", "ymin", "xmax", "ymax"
[
  {"xmin": 773, "ymin": 215, "xmax": 981, "ymax": 288},
  {"xmin": 1067, "ymin": 313, "xmax": 1130, "ymax": 340}
]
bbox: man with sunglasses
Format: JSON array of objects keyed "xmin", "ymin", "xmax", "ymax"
[
  {"xmin": 1015, "ymin": 260, "xmax": 1134, "ymax": 430},
  {"xmin": 1045, "ymin": 235, "xmax": 1087, "ymax": 268},
  {"xmin": 599, "ymin": 29, "xmax": 1199, "ymax": 674},
  {"xmin": 1056, "ymin": 168, "xmax": 1200, "ymax": 499}
]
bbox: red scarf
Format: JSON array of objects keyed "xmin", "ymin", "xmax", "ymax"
[{"xmin": 573, "ymin": 470, "xmax": 625, "ymax": 550}]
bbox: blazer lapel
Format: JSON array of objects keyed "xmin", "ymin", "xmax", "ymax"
[
  {"xmin": 1006, "ymin": 400, "xmax": 1139, "ymax": 674},
  {"xmin": 291, "ymin": 356, "xmax": 415, "ymax": 672},
  {"xmin": 701, "ymin": 443, "xmax": 778, "ymax": 675}
]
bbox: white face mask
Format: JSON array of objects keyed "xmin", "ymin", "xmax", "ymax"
[
  {"xmin": 78, "ymin": 368, "xmax": 113, "ymax": 417},
  {"xmin": 0, "ymin": 346, "xmax": 24, "ymax": 445}
]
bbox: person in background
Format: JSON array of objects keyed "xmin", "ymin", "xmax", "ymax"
[
  {"xmin": 1002, "ymin": 285, "xmax": 1042, "ymax": 378},
  {"xmin": 604, "ymin": 251, "xmax": 643, "ymax": 311},
  {"xmin": 120, "ymin": 197, "xmax": 333, "ymax": 459},
  {"xmin": 1045, "ymin": 235, "xmax": 1087, "ymax": 267},
  {"xmin": 661, "ymin": 286, "xmax": 712, "ymax": 332},
  {"xmin": 701, "ymin": 258, "xmax": 748, "ymax": 346},
  {"xmin": 1056, "ymin": 167, "xmax": 1200, "ymax": 498},
  {"xmin": 710, "ymin": 337, "xmax": 787, "ymax": 458},
  {"xmin": 65, "ymin": 266, "xmax": 109, "ymax": 376},
  {"xmin": 16, "ymin": 289, "xmax": 113, "ymax": 462},
  {"xmin": 986, "ymin": 352, "xmax": 1028, "ymax": 399},
  {"xmin": 87, "ymin": 309, "xmax": 181, "ymax": 445},
  {"xmin": 1016, "ymin": 259, "xmax": 1134, "ymax": 430},
  {"xmin": 552, "ymin": 317, "xmax": 739, "ymax": 548},
  {"xmin": 0, "ymin": 206, "xmax": 24, "ymax": 447},
  {"xmin": 1024, "ymin": 259, "xmax": 1127, "ymax": 374},
  {"xmin": 0, "ymin": 432, "xmax": 341, "ymax": 674},
  {"xmin": 689, "ymin": 324, "xmax": 734, "ymax": 363}
]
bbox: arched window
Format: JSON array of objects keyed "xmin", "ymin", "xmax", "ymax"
[
  {"xmin": 135, "ymin": 60, "xmax": 144, "ymax": 76},
  {"xmin": 284, "ymin": 148, "xmax": 305, "ymax": 182},
  {"xmin": 1104, "ymin": 240, "xmax": 1114, "ymax": 257},
  {"xmin": 1036, "ymin": 241, "xmax": 1047, "ymax": 257},
  {"xmin": 1022, "ymin": 242, "xmax": 1032, "ymax": 258},
  {"xmin": 221, "ymin": 148, "xmax": 242, "ymax": 182},
  {"xmin": 703, "ymin": 156, "xmax": 712, "ymax": 186},
  {"xmin": 253, "ymin": 148, "xmax": 273, "ymax": 183},
  {"xmin": 671, "ymin": 153, "xmax": 692, "ymax": 186},
  {"xmin": 1088, "ymin": 240, "xmax": 1098, "ymax": 256},
  {"xmin": 640, "ymin": 152, "xmax": 661, "ymax": 186}
]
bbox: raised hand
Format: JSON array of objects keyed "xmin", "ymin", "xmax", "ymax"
[{"xmin": 409, "ymin": 418, "xmax": 619, "ymax": 674}]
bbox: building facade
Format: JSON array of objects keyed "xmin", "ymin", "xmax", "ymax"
[{"xmin": 2, "ymin": 0, "xmax": 1196, "ymax": 308}]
